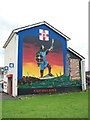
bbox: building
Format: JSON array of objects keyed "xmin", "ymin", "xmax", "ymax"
[
  {"xmin": 0, "ymin": 67, "xmax": 4, "ymax": 92},
  {"xmin": 0, "ymin": 67, "xmax": 4, "ymax": 81},
  {"xmin": 86, "ymin": 71, "xmax": 90, "ymax": 87},
  {"xmin": 3, "ymin": 21, "xmax": 86, "ymax": 96}
]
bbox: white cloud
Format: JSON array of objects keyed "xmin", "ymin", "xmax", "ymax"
[
  {"xmin": 0, "ymin": 48, "xmax": 4, "ymax": 67},
  {"xmin": 0, "ymin": 0, "xmax": 88, "ymax": 70}
]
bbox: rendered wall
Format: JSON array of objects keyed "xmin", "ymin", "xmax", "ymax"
[{"xmin": 4, "ymin": 34, "xmax": 18, "ymax": 96}]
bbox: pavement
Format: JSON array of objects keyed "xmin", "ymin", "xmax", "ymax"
[
  {"xmin": 0, "ymin": 92, "xmax": 18, "ymax": 100},
  {"xmin": 0, "ymin": 86, "xmax": 89, "ymax": 100}
]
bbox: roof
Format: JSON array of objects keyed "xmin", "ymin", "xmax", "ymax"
[
  {"xmin": 86, "ymin": 71, "xmax": 90, "ymax": 75},
  {"xmin": 68, "ymin": 47, "xmax": 85, "ymax": 60},
  {"xmin": 3, "ymin": 21, "xmax": 71, "ymax": 48}
]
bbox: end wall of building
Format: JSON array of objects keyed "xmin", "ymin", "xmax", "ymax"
[{"xmin": 4, "ymin": 33, "xmax": 18, "ymax": 96}]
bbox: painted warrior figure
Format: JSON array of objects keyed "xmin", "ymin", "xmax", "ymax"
[{"xmin": 36, "ymin": 39, "xmax": 54, "ymax": 78}]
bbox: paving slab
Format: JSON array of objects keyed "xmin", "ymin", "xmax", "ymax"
[{"xmin": 0, "ymin": 92, "xmax": 17, "ymax": 100}]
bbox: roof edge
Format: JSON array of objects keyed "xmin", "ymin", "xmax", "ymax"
[
  {"xmin": 3, "ymin": 21, "xmax": 71, "ymax": 48},
  {"xmin": 14, "ymin": 21, "xmax": 44, "ymax": 33},
  {"xmin": 68, "ymin": 47, "xmax": 85, "ymax": 59},
  {"xmin": 3, "ymin": 31, "xmax": 15, "ymax": 48},
  {"xmin": 14, "ymin": 21, "xmax": 70, "ymax": 40},
  {"xmin": 44, "ymin": 21, "xmax": 71, "ymax": 40}
]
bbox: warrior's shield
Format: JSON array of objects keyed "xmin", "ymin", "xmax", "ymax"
[{"xmin": 35, "ymin": 53, "xmax": 44, "ymax": 63}]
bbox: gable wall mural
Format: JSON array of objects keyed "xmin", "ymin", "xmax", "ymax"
[
  {"xmin": 17, "ymin": 25, "xmax": 67, "ymax": 80},
  {"xmin": 17, "ymin": 25, "xmax": 82, "ymax": 95}
]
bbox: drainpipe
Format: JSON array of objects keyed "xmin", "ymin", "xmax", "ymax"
[{"xmin": 81, "ymin": 60, "xmax": 86, "ymax": 90}]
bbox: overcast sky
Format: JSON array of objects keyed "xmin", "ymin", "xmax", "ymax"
[{"xmin": 0, "ymin": 0, "xmax": 88, "ymax": 71}]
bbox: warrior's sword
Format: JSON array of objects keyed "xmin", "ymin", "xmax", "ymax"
[
  {"xmin": 51, "ymin": 39, "xmax": 54, "ymax": 48},
  {"xmin": 49, "ymin": 39, "xmax": 54, "ymax": 51}
]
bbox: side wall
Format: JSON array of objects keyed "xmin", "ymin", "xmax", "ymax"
[
  {"xmin": 4, "ymin": 34, "xmax": 18, "ymax": 96},
  {"xmin": 67, "ymin": 50, "xmax": 81, "ymax": 80}
]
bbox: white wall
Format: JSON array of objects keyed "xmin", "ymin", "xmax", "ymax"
[{"xmin": 4, "ymin": 33, "xmax": 18, "ymax": 96}]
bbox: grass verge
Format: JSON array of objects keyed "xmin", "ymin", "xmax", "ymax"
[{"xmin": 2, "ymin": 91, "xmax": 88, "ymax": 118}]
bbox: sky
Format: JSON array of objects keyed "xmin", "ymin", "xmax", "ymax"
[{"xmin": 0, "ymin": 0, "xmax": 89, "ymax": 71}]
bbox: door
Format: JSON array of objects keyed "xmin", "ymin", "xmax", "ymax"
[{"xmin": 7, "ymin": 78, "xmax": 12, "ymax": 95}]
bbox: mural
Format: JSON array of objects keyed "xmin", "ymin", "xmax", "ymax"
[
  {"xmin": 22, "ymin": 29, "xmax": 64, "ymax": 78},
  {"xmin": 18, "ymin": 28, "xmax": 82, "ymax": 93}
]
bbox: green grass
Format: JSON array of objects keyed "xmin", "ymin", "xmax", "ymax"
[
  {"xmin": 2, "ymin": 91, "xmax": 88, "ymax": 118},
  {"xmin": 0, "ymin": 99, "xmax": 2, "ymax": 119}
]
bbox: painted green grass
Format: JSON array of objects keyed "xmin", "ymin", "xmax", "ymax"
[{"xmin": 2, "ymin": 91, "xmax": 88, "ymax": 118}]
